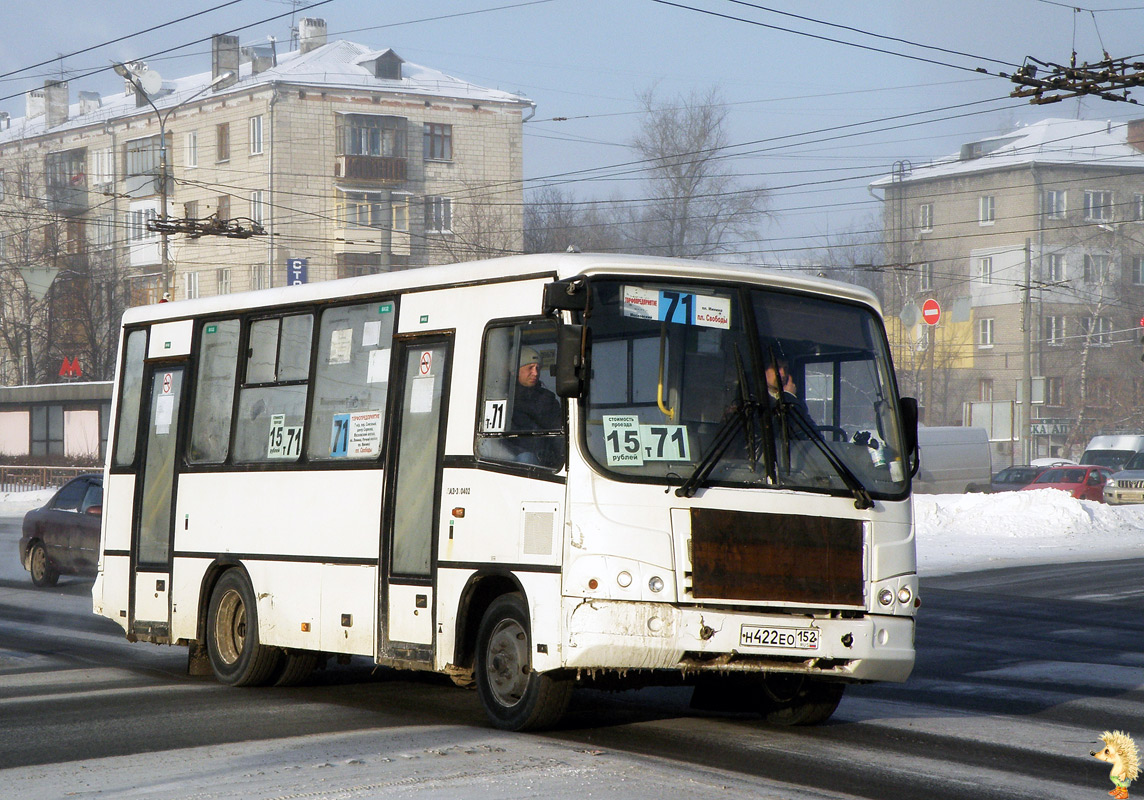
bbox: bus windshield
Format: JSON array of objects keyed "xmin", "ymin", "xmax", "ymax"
[{"xmin": 583, "ymin": 279, "xmax": 909, "ymax": 499}]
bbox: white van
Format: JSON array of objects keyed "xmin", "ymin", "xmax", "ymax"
[
  {"xmin": 1079, "ymin": 434, "xmax": 1144, "ymax": 471},
  {"xmin": 914, "ymin": 426, "xmax": 992, "ymax": 494}
]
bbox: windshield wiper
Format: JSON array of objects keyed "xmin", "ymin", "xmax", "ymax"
[
  {"xmin": 776, "ymin": 399, "xmax": 874, "ymax": 510},
  {"xmin": 675, "ymin": 346, "xmax": 774, "ymax": 498}
]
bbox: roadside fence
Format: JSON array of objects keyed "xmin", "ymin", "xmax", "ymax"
[{"xmin": 0, "ymin": 466, "xmax": 94, "ymax": 494}]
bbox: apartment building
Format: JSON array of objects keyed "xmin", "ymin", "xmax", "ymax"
[
  {"xmin": 873, "ymin": 118, "xmax": 1144, "ymax": 460},
  {"xmin": 0, "ymin": 18, "xmax": 532, "ymax": 384}
]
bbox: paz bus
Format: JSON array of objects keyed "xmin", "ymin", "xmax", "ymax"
[{"xmin": 92, "ymin": 252, "xmax": 919, "ymax": 730}]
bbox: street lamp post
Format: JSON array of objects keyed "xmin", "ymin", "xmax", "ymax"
[{"xmin": 112, "ymin": 64, "xmax": 233, "ymax": 301}]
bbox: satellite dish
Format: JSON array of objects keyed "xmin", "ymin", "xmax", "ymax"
[{"xmin": 138, "ymin": 69, "xmax": 162, "ymax": 96}]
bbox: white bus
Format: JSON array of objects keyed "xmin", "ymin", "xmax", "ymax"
[{"xmin": 93, "ymin": 253, "xmax": 919, "ymax": 730}]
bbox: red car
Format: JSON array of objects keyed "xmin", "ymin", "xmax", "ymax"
[{"xmin": 1020, "ymin": 464, "xmax": 1112, "ymax": 502}]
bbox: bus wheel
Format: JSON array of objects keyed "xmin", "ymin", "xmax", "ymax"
[
  {"xmin": 273, "ymin": 650, "xmax": 320, "ymax": 687},
  {"xmin": 756, "ymin": 674, "xmax": 845, "ymax": 726},
  {"xmin": 29, "ymin": 542, "xmax": 59, "ymax": 588},
  {"xmin": 475, "ymin": 593, "xmax": 571, "ymax": 731},
  {"xmin": 206, "ymin": 570, "xmax": 280, "ymax": 687}
]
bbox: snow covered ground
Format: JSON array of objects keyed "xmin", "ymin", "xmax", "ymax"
[{"xmin": 3, "ymin": 486, "xmax": 1142, "ymax": 799}]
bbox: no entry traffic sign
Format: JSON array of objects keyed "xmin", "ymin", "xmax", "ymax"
[{"xmin": 921, "ymin": 298, "xmax": 941, "ymax": 326}]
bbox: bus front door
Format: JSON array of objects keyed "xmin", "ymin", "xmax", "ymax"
[
  {"xmin": 130, "ymin": 365, "xmax": 186, "ymax": 641},
  {"xmin": 378, "ymin": 335, "xmax": 453, "ymax": 666}
]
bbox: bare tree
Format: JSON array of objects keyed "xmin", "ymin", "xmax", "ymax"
[
  {"xmin": 624, "ymin": 86, "xmax": 767, "ymax": 258},
  {"xmin": 524, "ymin": 186, "xmax": 624, "ymax": 254}
]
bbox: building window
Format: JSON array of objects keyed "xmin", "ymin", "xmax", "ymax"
[
  {"xmin": 249, "ymin": 115, "xmax": 263, "ymax": 155},
  {"xmin": 425, "ymin": 196, "xmax": 452, "ymax": 233},
  {"xmin": 1043, "ymin": 315, "xmax": 1065, "ymax": 345},
  {"xmin": 251, "ymin": 263, "xmax": 270, "ymax": 290},
  {"xmin": 125, "ymin": 135, "xmax": 162, "ymax": 177},
  {"xmin": 1084, "ymin": 189, "xmax": 1113, "ymax": 222},
  {"xmin": 978, "ymin": 195, "xmax": 995, "ymax": 225},
  {"xmin": 392, "ymin": 195, "xmax": 409, "ymax": 232},
  {"xmin": 978, "ymin": 256, "xmax": 993, "ymax": 284},
  {"xmin": 1080, "ymin": 316, "xmax": 1112, "ymax": 346},
  {"xmin": 424, "ymin": 123, "xmax": 452, "ymax": 161},
  {"xmin": 1044, "ymin": 189, "xmax": 1066, "ymax": 219},
  {"xmin": 0, "ymin": 168, "xmax": 5, "ymax": 202},
  {"xmin": 1046, "ymin": 252, "xmax": 1065, "ymax": 282},
  {"xmin": 184, "ymin": 271, "xmax": 199, "ymax": 300},
  {"xmin": 216, "ymin": 123, "xmax": 230, "ymax": 162},
  {"xmin": 1135, "ymin": 193, "xmax": 1144, "ymax": 221},
  {"xmin": 90, "ymin": 214, "xmax": 115, "ymax": 249},
  {"xmin": 338, "ymin": 114, "xmax": 405, "ymax": 157},
  {"xmin": 919, "ymin": 203, "xmax": 933, "ymax": 231},
  {"xmin": 1046, "ymin": 376, "xmax": 1064, "ymax": 406},
  {"xmin": 1083, "ymin": 253, "xmax": 1110, "ymax": 283},
  {"xmin": 217, "ymin": 268, "xmax": 231, "ymax": 295},
  {"xmin": 249, "ymin": 190, "xmax": 264, "ymax": 227},
  {"xmin": 919, "ymin": 262, "xmax": 933, "ymax": 292},
  {"xmin": 336, "ymin": 190, "xmax": 386, "ymax": 227},
  {"xmin": 1134, "ymin": 255, "xmax": 1144, "ymax": 285},
  {"xmin": 91, "ymin": 147, "xmax": 114, "ymax": 187},
  {"xmin": 978, "ymin": 317, "xmax": 994, "ymax": 348},
  {"xmin": 217, "ymin": 194, "xmax": 230, "ymax": 221},
  {"xmin": 128, "ymin": 207, "xmax": 157, "ymax": 241},
  {"xmin": 185, "ymin": 131, "xmax": 198, "ymax": 169},
  {"xmin": 184, "ymin": 200, "xmax": 199, "ymax": 220},
  {"xmin": 979, "ymin": 378, "xmax": 994, "ymax": 402}
]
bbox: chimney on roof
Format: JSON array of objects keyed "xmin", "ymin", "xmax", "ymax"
[
  {"xmin": 298, "ymin": 18, "xmax": 327, "ymax": 53},
  {"xmin": 45, "ymin": 80, "xmax": 69, "ymax": 127},
  {"xmin": 1128, "ymin": 119, "xmax": 1144, "ymax": 154},
  {"xmin": 78, "ymin": 91, "xmax": 101, "ymax": 116},
  {"xmin": 242, "ymin": 40, "xmax": 277, "ymax": 75},
  {"xmin": 25, "ymin": 87, "xmax": 45, "ymax": 120},
  {"xmin": 212, "ymin": 34, "xmax": 240, "ymax": 91},
  {"xmin": 0, "ymin": 111, "xmax": 9, "ymax": 130}
]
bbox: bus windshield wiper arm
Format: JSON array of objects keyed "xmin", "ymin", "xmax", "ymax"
[
  {"xmin": 779, "ymin": 400, "xmax": 874, "ymax": 510},
  {"xmin": 675, "ymin": 402, "xmax": 752, "ymax": 498}
]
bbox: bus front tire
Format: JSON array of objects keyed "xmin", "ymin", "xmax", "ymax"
[
  {"xmin": 29, "ymin": 542, "xmax": 59, "ymax": 588},
  {"xmin": 206, "ymin": 570, "xmax": 280, "ymax": 687},
  {"xmin": 756, "ymin": 674, "xmax": 845, "ymax": 726},
  {"xmin": 474, "ymin": 593, "xmax": 571, "ymax": 731}
]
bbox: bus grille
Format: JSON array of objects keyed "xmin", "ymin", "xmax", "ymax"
[{"xmin": 689, "ymin": 508, "xmax": 864, "ymax": 606}]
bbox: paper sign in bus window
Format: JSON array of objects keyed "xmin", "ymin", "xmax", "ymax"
[
  {"xmin": 622, "ymin": 286, "xmax": 731, "ymax": 329},
  {"xmin": 328, "ymin": 328, "xmax": 352, "ymax": 365},
  {"xmin": 267, "ymin": 413, "xmax": 302, "ymax": 458},
  {"xmin": 367, "ymin": 348, "xmax": 390, "ymax": 384},
  {"xmin": 330, "ymin": 410, "xmax": 382, "ymax": 457},
  {"xmin": 483, "ymin": 399, "xmax": 507, "ymax": 433},
  {"xmin": 362, "ymin": 320, "xmax": 382, "ymax": 348},
  {"xmin": 603, "ymin": 416, "xmax": 691, "ymax": 466}
]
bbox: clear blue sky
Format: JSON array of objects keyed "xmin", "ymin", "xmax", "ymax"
[{"xmin": 3, "ymin": 0, "xmax": 1143, "ymax": 260}]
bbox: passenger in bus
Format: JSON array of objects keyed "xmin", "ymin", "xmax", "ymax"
[{"xmin": 509, "ymin": 346, "xmax": 563, "ymax": 466}]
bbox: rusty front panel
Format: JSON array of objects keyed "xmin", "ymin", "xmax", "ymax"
[{"xmin": 690, "ymin": 508, "xmax": 864, "ymax": 606}]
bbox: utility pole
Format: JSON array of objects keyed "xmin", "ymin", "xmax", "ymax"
[{"xmin": 1023, "ymin": 238, "xmax": 1033, "ymax": 462}]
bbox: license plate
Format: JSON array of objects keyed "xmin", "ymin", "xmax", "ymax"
[{"xmin": 740, "ymin": 625, "xmax": 819, "ymax": 650}]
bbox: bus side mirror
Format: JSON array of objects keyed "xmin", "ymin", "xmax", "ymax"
[
  {"xmin": 900, "ymin": 396, "xmax": 919, "ymax": 457},
  {"xmin": 555, "ymin": 323, "xmax": 589, "ymax": 398},
  {"xmin": 543, "ymin": 277, "xmax": 588, "ymax": 314}
]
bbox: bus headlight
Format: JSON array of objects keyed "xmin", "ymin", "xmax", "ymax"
[
  {"xmin": 616, "ymin": 571, "xmax": 633, "ymax": 588},
  {"xmin": 648, "ymin": 575, "xmax": 664, "ymax": 593},
  {"xmin": 878, "ymin": 588, "xmax": 894, "ymax": 606},
  {"xmin": 897, "ymin": 587, "xmax": 912, "ymax": 605}
]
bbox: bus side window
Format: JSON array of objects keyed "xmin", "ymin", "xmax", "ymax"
[
  {"xmin": 113, "ymin": 329, "xmax": 148, "ymax": 467},
  {"xmin": 475, "ymin": 320, "xmax": 565, "ymax": 470},
  {"xmin": 233, "ymin": 313, "xmax": 313, "ymax": 464},
  {"xmin": 307, "ymin": 301, "xmax": 395, "ymax": 461},
  {"xmin": 188, "ymin": 319, "xmax": 240, "ymax": 463}
]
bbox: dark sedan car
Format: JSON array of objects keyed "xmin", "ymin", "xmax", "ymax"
[
  {"xmin": 988, "ymin": 465, "xmax": 1045, "ymax": 493},
  {"xmin": 19, "ymin": 474, "xmax": 103, "ymax": 587}
]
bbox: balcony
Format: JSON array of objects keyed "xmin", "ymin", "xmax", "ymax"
[{"xmin": 334, "ymin": 155, "xmax": 406, "ymax": 184}]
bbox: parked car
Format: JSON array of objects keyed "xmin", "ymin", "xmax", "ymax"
[
  {"xmin": 1104, "ymin": 451, "xmax": 1144, "ymax": 505},
  {"xmin": 988, "ymin": 465, "xmax": 1046, "ymax": 493},
  {"xmin": 19, "ymin": 474, "xmax": 103, "ymax": 587},
  {"xmin": 1020, "ymin": 465, "xmax": 1112, "ymax": 502}
]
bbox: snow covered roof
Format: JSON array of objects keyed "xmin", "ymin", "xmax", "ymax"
[
  {"xmin": 0, "ymin": 38, "xmax": 531, "ymax": 144},
  {"xmin": 870, "ymin": 117, "xmax": 1144, "ymax": 188}
]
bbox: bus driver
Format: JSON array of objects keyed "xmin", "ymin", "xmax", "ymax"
[{"xmin": 510, "ymin": 346, "xmax": 563, "ymax": 466}]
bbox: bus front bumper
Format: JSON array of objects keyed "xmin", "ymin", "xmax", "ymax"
[{"xmin": 562, "ymin": 598, "xmax": 915, "ymax": 683}]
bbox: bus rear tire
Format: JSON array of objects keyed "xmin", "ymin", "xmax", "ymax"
[
  {"xmin": 475, "ymin": 593, "xmax": 571, "ymax": 731},
  {"xmin": 206, "ymin": 570, "xmax": 280, "ymax": 687},
  {"xmin": 756, "ymin": 674, "xmax": 844, "ymax": 726},
  {"xmin": 29, "ymin": 542, "xmax": 59, "ymax": 588},
  {"xmin": 273, "ymin": 650, "xmax": 320, "ymax": 686}
]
